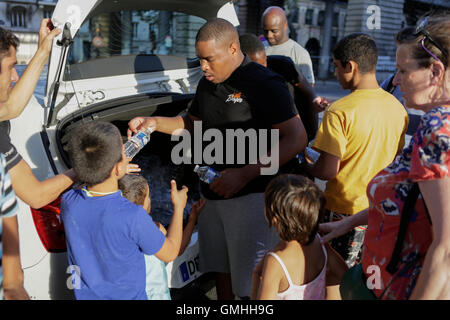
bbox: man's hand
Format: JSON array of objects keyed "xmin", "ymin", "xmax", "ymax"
[
  {"xmin": 313, "ymin": 96, "xmax": 330, "ymax": 113},
  {"xmin": 127, "ymin": 117, "xmax": 157, "ymax": 139},
  {"xmin": 0, "ymin": 19, "xmax": 61, "ymax": 121},
  {"xmin": 209, "ymin": 167, "xmax": 251, "ymax": 199},
  {"xmin": 170, "ymin": 180, "xmax": 188, "ymax": 211},
  {"xmin": 37, "ymin": 19, "xmax": 61, "ymax": 56}
]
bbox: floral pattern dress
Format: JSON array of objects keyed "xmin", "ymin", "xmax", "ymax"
[{"xmin": 361, "ymin": 106, "xmax": 450, "ymax": 300}]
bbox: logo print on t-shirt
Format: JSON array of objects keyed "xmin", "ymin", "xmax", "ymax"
[{"xmin": 226, "ymin": 92, "xmax": 243, "ymax": 104}]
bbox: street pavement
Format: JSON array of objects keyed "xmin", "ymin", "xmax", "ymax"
[{"xmin": 315, "ymin": 79, "xmax": 348, "ymax": 103}]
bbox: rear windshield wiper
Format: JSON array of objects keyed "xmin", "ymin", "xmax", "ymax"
[{"xmin": 46, "ymin": 22, "xmax": 73, "ymax": 127}]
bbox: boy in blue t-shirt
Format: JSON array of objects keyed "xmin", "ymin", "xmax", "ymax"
[
  {"xmin": 61, "ymin": 121, "xmax": 188, "ymax": 300},
  {"xmin": 118, "ymin": 174, "xmax": 206, "ymax": 300}
]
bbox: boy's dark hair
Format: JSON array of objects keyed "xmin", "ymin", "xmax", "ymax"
[
  {"xmin": 239, "ymin": 34, "xmax": 265, "ymax": 55},
  {"xmin": 0, "ymin": 27, "xmax": 19, "ymax": 62},
  {"xmin": 67, "ymin": 121, "xmax": 123, "ymax": 187},
  {"xmin": 332, "ymin": 33, "xmax": 378, "ymax": 74},
  {"xmin": 118, "ymin": 174, "xmax": 148, "ymax": 207},
  {"xmin": 264, "ymin": 174, "xmax": 325, "ymax": 245}
]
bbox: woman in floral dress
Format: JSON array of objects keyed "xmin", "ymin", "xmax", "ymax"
[{"xmin": 319, "ymin": 15, "xmax": 450, "ymax": 299}]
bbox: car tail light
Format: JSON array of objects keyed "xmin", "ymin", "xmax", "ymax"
[{"xmin": 30, "ymin": 197, "xmax": 67, "ymax": 253}]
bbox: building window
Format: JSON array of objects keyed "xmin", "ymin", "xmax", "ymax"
[
  {"xmin": 132, "ymin": 22, "xmax": 138, "ymax": 39},
  {"xmin": 333, "ymin": 12, "xmax": 340, "ymax": 27},
  {"xmin": 44, "ymin": 8, "xmax": 53, "ymax": 19},
  {"xmin": 318, "ymin": 10, "xmax": 325, "ymax": 26},
  {"xmin": 10, "ymin": 6, "xmax": 27, "ymax": 28},
  {"xmin": 305, "ymin": 9, "xmax": 314, "ymax": 25},
  {"xmin": 288, "ymin": 7, "xmax": 299, "ymax": 24}
]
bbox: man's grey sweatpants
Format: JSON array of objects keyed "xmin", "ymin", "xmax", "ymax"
[{"xmin": 197, "ymin": 193, "xmax": 280, "ymax": 298}]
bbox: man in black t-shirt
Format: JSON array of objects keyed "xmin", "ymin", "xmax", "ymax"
[{"xmin": 128, "ymin": 18, "xmax": 307, "ymax": 299}]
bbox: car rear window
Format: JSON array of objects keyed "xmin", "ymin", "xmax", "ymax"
[{"xmin": 68, "ymin": 10, "xmax": 206, "ymax": 64}]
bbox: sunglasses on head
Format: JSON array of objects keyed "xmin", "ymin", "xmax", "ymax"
[{"xmin": 414, "ymin": 17, "xmax": 448, "ymax": 64}]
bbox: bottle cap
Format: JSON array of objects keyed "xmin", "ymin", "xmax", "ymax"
[{"xmin": 193, "ymin": 165, "xmax": 200, "ymax": 173}]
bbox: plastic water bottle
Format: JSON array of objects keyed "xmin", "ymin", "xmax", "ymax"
[
  {"xmin": 297, "ymin": 147, "xmax": 321, "ymax": 164},
  {"xmin": 193, "ymin": 165, "xmax": 220, "ymax": 184},
  {"xmin": 259, "ymin": 35, "xmax": 270, "ymax": 48},
  {"xmin": 124, "ymin": 127, "xmax": 154, "ymax": 159}
]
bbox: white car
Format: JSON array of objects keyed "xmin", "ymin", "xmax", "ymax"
[{"xmin": 10, "ymin": 0, "xmax": 239, "ymax": 300}]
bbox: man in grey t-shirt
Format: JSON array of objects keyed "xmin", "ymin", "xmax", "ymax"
[{"xmin": 263, "ymin": 6, "xmax": 315, "ymax": 86}]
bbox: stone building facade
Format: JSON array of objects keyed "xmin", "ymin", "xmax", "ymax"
[
  {"xmin": 0, "ymin": 0, "xmax": 57, "ymax": 64},
  {"xmin": 235, "ymin": 0, "xmax": 449, "ymax": 79},
  {"xmin": 289, "ymin": 0, "xmax": 348, "ymax": 78},
  {"xmin": 1, "ymin": 0, "xmax": 449, "ymax": 72}
]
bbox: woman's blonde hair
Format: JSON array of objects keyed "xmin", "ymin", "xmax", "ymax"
[{"xmin": 406, "ymin": 14, "xmax": 450, "ymax": 68}]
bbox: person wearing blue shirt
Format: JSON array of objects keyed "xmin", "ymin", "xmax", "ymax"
[
  {"xmin": 61, "ymin": 121, "xmax": 188, "ymax": 300},
  {"xmin": 380, "ymin": 72, "xmax": 404, "ymax": 104}
]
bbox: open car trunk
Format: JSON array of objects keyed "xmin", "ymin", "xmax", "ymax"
[{"xmin": 56, "ymin": 92, "xmax": 200, "ymax": 226}]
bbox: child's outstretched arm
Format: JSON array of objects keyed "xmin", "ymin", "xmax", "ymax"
[
  {"xmin": 324, "ymin": 242, "xmax": 348, "ymax": 300},
  {"xmin": 179, "ymin": 198, "xmax": 206, "ymax": 256},
  {"xmin": 251, "ymin": 255, "xmax": 266, "ymax": 299},
  {"xmin": 155, "ymin": 222, "xmax": 167, "ymax": 236},
  {"xmin": 253, "ymin": 254, "xmax": 283, "ymax": 300},
  {"xmin": 154, "ymin": 180, "xmax": 188, "ymax": 263}
]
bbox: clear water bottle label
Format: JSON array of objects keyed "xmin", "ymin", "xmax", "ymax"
[
  {"xmin": 297, "ymin": 147, "xmax": 320, "ymax": 164},
  {"xmin": 124, "ymin": 130, "xmax": 152, "ymax": 159},
  {"xmin": 134, "ymin": 131, "xmax": 150, "ymax": 146},
  {"xmin": 259, "ymin": 35, "xmax": 270, "ymax": 48},
  {"xmin": 305, "ymin": 147, "xmax": 320, "ymax": 163},
  {"xmin": 124, "ymin": 140, "xmax": 138, "ymax": 159},
  {"xmin": 194, "ymin": 165, "xmax": 220, "ymax": 184},
  {"xmin": 203, "ymin": 169, "xmax": 219, "ymax": 184}
]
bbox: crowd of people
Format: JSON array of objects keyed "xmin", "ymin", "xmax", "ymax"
[{"xmin": 0, "ymin": 6, "xmax": 448, "ymax": 300}]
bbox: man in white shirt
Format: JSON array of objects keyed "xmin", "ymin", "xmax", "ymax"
[{"xmin": 263, "ymin": 6, "xmax": 316, "ymax": 86}]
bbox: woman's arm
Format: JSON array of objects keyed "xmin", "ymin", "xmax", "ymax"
[{"xmin": 410, "ymin": 177, "xmax": 450, "ymax": 299}]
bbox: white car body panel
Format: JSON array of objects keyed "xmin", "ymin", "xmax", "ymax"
[
  {"xmin": 46, "ymin": 0, "xmax": 238, "ymax": 108},
  {"xmin": 13, "ymin": 0, "xmax": 239, "ymax": 299},
  {"xmin": 57, "ymin": 68, "xmax": 202, "ymax": 120},
  {"xmin": 10, "ymin": 96, "xmax": 52, "ymax": 268}
]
